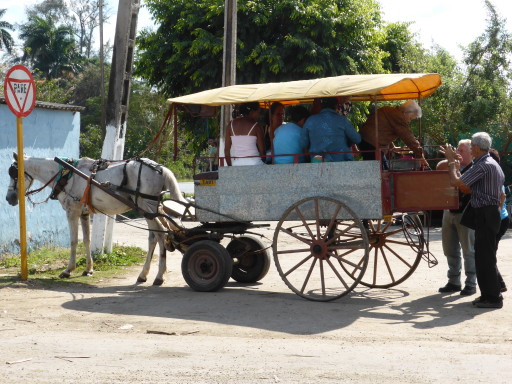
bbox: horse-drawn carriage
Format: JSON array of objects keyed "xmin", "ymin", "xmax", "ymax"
[
  {"xmin": 161, "ymin": 73, "xmax": 457, "ymax": 301},
  {"xmin": 7, "ymin": 73, "xmax": 458, "ymax": 302}
]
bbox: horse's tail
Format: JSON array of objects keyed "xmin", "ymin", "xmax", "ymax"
[{"xmin": 161, "ymin": 167, "xmax": 187, "ymax": 203}]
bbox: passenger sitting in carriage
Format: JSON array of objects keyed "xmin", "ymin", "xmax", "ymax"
[
  {"xmin": 273, "ymin": 105, "xmax": 310, "ymax": 164},
  {"xmin": 224, "ymin": 102, "xmax": 266, "ymax": 166},
  {"xmin": 300, "ymin": 97, "xmax": 361, "ymax": 162}
]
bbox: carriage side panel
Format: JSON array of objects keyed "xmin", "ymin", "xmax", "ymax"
[
  {"xmin": 194, "ymin": 161, "xmax": 382, "ymax": 222},
  {"xmin": 390, "ymin": 170, "xmax": 458, "ymax": 212}
]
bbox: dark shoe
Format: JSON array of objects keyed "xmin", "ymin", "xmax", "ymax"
[
  {"xmin": 438, "ymin": 283, "xmax": 462, "ymax": 293},
  {"xmin": 460, "ymin": 286, "xmax": 477, "ymax": 296},
  {"xmin": 475, "ymin": 300, "xmax": 503, "ymax": 309},
  {"xmin": 472, "ymin": 296, "xmax": 482, "ymax": 306}
]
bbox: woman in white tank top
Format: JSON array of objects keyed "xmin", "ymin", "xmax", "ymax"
[{"xmin": 225, "ymin": 102, "xmax": 265, "ymax": 166}]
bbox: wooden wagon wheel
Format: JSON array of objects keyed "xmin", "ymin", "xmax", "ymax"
[
  {"xmin": 226, "ymin": 236, "xmax": 271, "ymax": 283},
  {"xmin": 272, "ymin": 196, "xmax": 370, "ymax": 302},
  {"xmin": 340, "ymin": 213, "xmax": 424, "ymax": 288},
  {"xmin": 181, "ymin": 240, "xmax": 232, "ymax": 292}
]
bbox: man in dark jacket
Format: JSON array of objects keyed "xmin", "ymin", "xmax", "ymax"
[{"xmin": 359, "ymin": 100, "xmax": 428, "ymax": 169}]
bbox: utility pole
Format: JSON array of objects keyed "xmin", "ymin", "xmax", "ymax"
[
  {"xmin": 99, "ymin": 0, "xmax": 106, "ymax": 132},
  {"xmin": 219, "ymin": 0, "xmax": 237, "ymax": 161},
  {"xmin": 91, "ymin": 0, "xmax": 140, "ymax": 254}
]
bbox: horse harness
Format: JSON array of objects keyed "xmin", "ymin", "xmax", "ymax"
[
  {"xmin": 79, "ymin": 158, "xmax": 164, "ymax": 213},
  {"xmin": 9, "ymin": 157, "xmax": 164, "ymax": 212}
]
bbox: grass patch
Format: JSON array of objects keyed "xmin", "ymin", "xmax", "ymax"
[{"xmin": 0, "ymin": 243, "xmax": 146, "ymax": 286}]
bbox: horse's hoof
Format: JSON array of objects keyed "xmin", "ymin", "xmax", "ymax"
[
  {"xmin": 82, "ymin": 271, "xmax": 93, "ymax": 277},
  {"xmin": 59, "ymin": 271, "xmax": 71, "ymax": 278},
  {"xmin": 136, "ymin": 276, "xmax": 147, "ymax": 283},
  {"xmin": 152, "ymin": 278, "xmax": 164, "ymax": 286}
]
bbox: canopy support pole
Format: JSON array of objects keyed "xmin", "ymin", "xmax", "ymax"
[{"xmin": 220, "ymin": 0, "xmax": 237, "ymax": 164}]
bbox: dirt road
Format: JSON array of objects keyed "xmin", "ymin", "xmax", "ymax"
[{"xmin": 1, "ymin": 221, "xmax": 511, "ymax": 384}]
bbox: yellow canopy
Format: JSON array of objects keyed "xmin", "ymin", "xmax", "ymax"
[{"xmin": 166, "ymin": 73, "xmax": 442, "ymax": 106}]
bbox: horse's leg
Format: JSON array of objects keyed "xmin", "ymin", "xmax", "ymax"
[
  {"xmin": 80, "ymin": 214, "xmax": 93, "ymax": 276},
  {"xmin": 60, "ymin": 211, "xmax": 80, "ymax": 278},
  {"xmin": 152, "ymin": 229, "xmax": 167, "ymax": 286},
  {"xmin": 137, "ymin": 229, "xmax": 158, "ymax": 283}
]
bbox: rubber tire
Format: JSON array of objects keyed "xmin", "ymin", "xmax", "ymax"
[
  {"xmin": 226, "ymin": 236, "xmax": 271, "ymax": 283},
  {"xmin": 181, "ymin": 240, "xmax": 232, "ymax": 292}
]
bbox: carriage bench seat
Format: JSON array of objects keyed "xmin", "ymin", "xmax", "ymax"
[{"xmin": 193, "ymin": 171, "xmax": 219, "ymax": 181}]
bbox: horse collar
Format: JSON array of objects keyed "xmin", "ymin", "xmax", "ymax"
[{"xmin": 50, "ymin": 158, "xmax": 79, "ymax": 200}]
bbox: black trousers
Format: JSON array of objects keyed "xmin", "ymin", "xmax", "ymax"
[
  {"xmin": 496, "ymin": 216, "xmax": 510, "ymax": 287},
  {"xmin": 474, "ymin": 206, "xmax": 502, "ymax": 301}
]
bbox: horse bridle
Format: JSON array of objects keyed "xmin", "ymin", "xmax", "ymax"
[{"xmin": 8, "ymin": 162, "xmax": 34, "ymax": 189}]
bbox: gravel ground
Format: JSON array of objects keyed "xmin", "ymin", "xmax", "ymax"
[{"xmin": 1, "ymin": 220, "xmax": 511, "ymax": 384}]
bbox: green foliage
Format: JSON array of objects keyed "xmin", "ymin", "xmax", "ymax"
[
  {"xmin": 136, "ymin": 0, "xmax": 387, "ymax": 96},
  {"xmin": 34, "ymin": 75, "xmax": 75, "ymax": 104},
  {"xmin": 0, "ymin": 8, "xmax": 15, "ymax": 54},
  {"xmin": 123, "ymin": 80, "xmax": 169, "ymax": 159},
  {"xmin": 380, "ymin": 22, "xmax": 426, "ymax": 73},
  {"xmin": 80, "ymin": 123, "xmax": 103, "ymax": 158},
  {"xmin": 19, "ymin": 16, "xmax": 83, "ymax": 79}
]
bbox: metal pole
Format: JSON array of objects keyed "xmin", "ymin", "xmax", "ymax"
[
  {"xmin": 16, "ymin": 117, "xmax": 28, "ymax": 281},
  {"xmin": 220, "ymin": 0, "xmax": 237, "ymax": 161}
]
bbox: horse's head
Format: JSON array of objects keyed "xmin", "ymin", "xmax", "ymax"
[{"xmin": 5, "ymin": 154, "xmax": 35, "ymax": 206}]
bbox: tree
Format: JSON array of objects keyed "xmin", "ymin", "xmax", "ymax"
[
  {"xmin": 19, "ymin": 16, "xmax": 82, "ymax": 79},
  {"xmin": 70, "ymin": 0, "xmax": 101, "ymax": 58},
  {"xmin": 25, "ymin": 0, "xmax": 70, "ymax": 22},
  {"xmin": 0, "ymin": 8, "xmax": 15, "ymax": 55},
  {"xmin": 412, "ymin": 1, "xmax": 512, "ymax": 180},
  {"xmin": 136, "ymin": 0, "xmax": 388, "ymax": 96},
  {"xmin": 380, "ymin": 21, "xmax": 427, "ymax": 73},
  {"xmin": 24, "ymin": 0, "xmax": 106, "ymax": 60},
  {"xmin": 458, "ymin": 0, "xmax": 512, "ymax": 133}
]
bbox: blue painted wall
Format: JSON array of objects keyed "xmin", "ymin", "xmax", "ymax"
[{"xmin": 0, "ymin": 103, "xmax": 80, "ymax": 254}]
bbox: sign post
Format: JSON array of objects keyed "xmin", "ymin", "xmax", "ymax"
[{"xmin": 4, "ymin": 65, "xmax": 36, "ymax": 281}]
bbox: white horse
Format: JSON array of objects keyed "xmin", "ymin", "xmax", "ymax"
[{"xmin": 5, "ymin": 153, "xmax": 186, "ymax": 285}]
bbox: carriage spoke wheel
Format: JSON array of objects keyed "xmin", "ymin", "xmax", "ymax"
[
  {"xmin": 340, "ymin": 214, "xmax": 425, "ymax": 288},
  {"xmin": 273, "ymin": 197, "xmax": 369, "ymax": 302},
  {"xmin": 227, "ymin": 236, "xmax": 271, "ymax": 283},
  {"xmin": 181, "ymin": 240, "xmax": 232, "ymax": 292}
]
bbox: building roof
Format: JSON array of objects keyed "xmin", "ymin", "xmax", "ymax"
[{"xmin": 0, "ymin": 96, "xmax": 85, "ymax": 112}]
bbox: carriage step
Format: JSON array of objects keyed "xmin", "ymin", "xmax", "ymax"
[{"xmin": 162, "ymin": 200, "xmax": 196, "ymax": 221}]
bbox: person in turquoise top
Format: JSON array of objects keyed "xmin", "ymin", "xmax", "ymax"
[
  {"xmin": 300, "ymin": 97, "xmax": 361, "ymax": 162},
  {"xmin": 273, "ymin": 105, "xmax": 310, "ymax": 164}
]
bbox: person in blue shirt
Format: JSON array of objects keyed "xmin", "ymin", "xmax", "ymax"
[
  {"xmin": 273, "ymin": 105, "xmax": 310, "ymax": 164},
  {"xmin": 301, "ymin": 97, "xmax": 361, "ymax": 162}
]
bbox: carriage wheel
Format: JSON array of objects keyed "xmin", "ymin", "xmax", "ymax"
[
  {"xmin": 273, "ymin": 197, "xmax": 369, "ymax": 302},
  {"xmin": 341, "ymin": 213, "xmax": 424, "ymax": 288},
  {"xmin": 226, "ymin": 236, "xmax": 271, "ymax": 283},
  {"xmin": 181, "ymin": 240, "xmax": 232, "ymax": 292}
]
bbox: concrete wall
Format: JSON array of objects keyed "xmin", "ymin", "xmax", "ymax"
[{"xmin": 0, "ymin": 103, "xmax": 80, "ymax": 254}]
